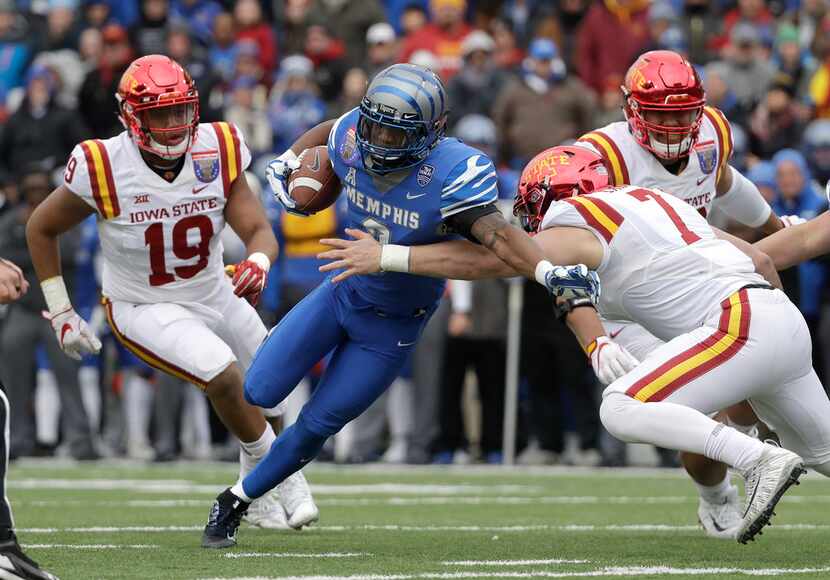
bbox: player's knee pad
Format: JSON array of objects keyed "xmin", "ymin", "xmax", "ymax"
[{"xmin": 600, "ymin": 392, "xmax": 640, "ymax": 443}]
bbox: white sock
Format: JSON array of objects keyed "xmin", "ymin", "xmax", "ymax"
[
  {"xmin": 230, "ymin": 482, "xmax": 253, "ymax": 503},
  {"xmin": 238, "ymin": 423, "xmax": 276, "ymax": 479},
  {"xmin": 79, "ymin": 366, "xmax": 101, "ymax": 432},
  {"xmin": 694, "ymin": 473, "xmax": 733, "ymax": 504},
  {"xmin": 703, "ymin": 423, "xmax": 764, "ymax": 472},
  {"xmin": 35, "ymin": 370, "xmax": 60, "ymax": 445}
]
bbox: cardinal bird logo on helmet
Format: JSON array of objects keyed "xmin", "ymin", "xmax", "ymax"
[
  {"xmin": 116, "ymin": 55, "xmax": 200, "ymax": 160},
  {"xmin": 513, "ymin": 146, "xmax": 610, "ymax": 233},
  {"xmin": 622, "ymin": 50, "xmax": 705, "ymax": 161}
]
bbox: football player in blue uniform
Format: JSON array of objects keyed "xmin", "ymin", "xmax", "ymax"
[{"xmin": 201, "ymin": 64, "xmax": 595, "ymax": 547}]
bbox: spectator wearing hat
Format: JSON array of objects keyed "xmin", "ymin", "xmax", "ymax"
[
  {"xmin": 0, "ymin": 65, "xmax": 88, "ymax": 187},
  {"xmin": 304, "ymin": 23, "xmax": 347, "ymax": 102},
  {"xmin": 750, "ymin": 72, "xmax": 808, "ymax": 159},
  {"xmin": 399, "ymin": 0, "xmax": 473, "ymax": 81},
  {"xmin": 309, "ymin": 0, "xmax": 385, "ymax": 68},
  {"xmin": 169, "ymin": 0, "xmax": 222, "ymax": 47},
  {"xmin": 225, "ymin": 75, "xmax": 271, "ymax": 158},
  {"xmin": 447, "ymin": 31, "xmax": 509, "ymax": 129},
  {"xmin": 129, "ymin": 0, "xmax": 170, "ymax": 57},
  {"xmin": 235, "ymin": 0, "xmax": 277, "ymax": 79},
  {"xmin": 492, "ymin": 37, "xmax": 595, "ymax": 168},
  {"xmin": 365, "ymin": 22, "xmax": 399, "ymax": 79},
  {"xmin": 773, "ymin": 22, "xmax": 816, "ymax": 99},
  {"xmin": 268, "ymin": 55, "xmax": 326, "ymax": 155},
  {"xmin": 802, "ymin": 119, "xmax": 830, "ymax": 185},
  {"xmin": 575, "ymin": 0, "xmax": 651, "ymax": 95},
  {"xmin": 78, "ymin": 23, "xmax": 133, "ymax": 137},
  {"xmin": 719, "ymin": 22, "xmax": 775, "ymax": 120}
]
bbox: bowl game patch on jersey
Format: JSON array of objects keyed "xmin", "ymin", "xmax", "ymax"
[{"xmin": 193, "ymin": 150, "xmax": 220, "ymax": 183}]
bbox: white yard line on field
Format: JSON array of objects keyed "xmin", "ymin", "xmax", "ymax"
[
  {"xmin": 17, "ymin": 523, "xmax": 830, "ymax": 534},
  {"xmin": 23, "ymin": 544, "xmax": 158, "ymax": 549},
  {"xmin": 197, "ymin": 565, "xmax": 830, "ymax": 580},
  {"xmin": 442, "ymin": 560, "xmax": 591, "ymax": 566},
  {"xmin": 224, "ymin": 552, "xmax": 370, "ymax": 559}
]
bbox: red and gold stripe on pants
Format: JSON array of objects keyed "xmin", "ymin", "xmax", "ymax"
[
  {"xmin": 625, "ymin": 289, "xmax": 751, "ymax": 402},
  {"xmin": 102, "ymin": 298, "xmax": 208, "ymax": 389}
]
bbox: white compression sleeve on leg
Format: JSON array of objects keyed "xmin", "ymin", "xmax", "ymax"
[
  {"xmin": 238, "ymin": 422, "xmax": 276, "ymax": 479},
  {"xmin": 715, "ymin": 166, "xmax": 772, "ymax": 228}
]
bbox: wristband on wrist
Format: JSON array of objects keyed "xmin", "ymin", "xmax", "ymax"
[
  {"xmin": 552, "ymin": 296, "xmax": 596, "ymax": 322},
  {"xmin": 534, "ymin": 259, "xmax": 554, "ymax": 286},
  {"xmin": 380, "ymin": 244, "xmax": 410, "ymax": 273},
  {"xmin": 247, "ymin": 252, "xmax": 271, "ymax": 272},
  {"xmin": 584, "ymin": 336, "xmax": 604, "ymax": 358},
  {"xmin": 41, "ymin": 276, "xmax": 72, "ymax": 315}
]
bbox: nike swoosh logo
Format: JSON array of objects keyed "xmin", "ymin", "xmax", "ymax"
[
  {"xmin": 309, "ymin": 149, "xmax": 321, "ymax": 172},
  {"xmin": 397, "ymin": 340, "xmax": 417, "ymax": 347},
  {"xmin": 709, "ymin": 515, "xmax": 727, "ymax": 533},
  {"xmin": 60, "ymin": 323, "xmax": 72, "ymax": 345},
  {"xmin": 192, "ymin": 184, "xmax": 209, "ymax": 194},
  {"xmin": 609, "ymin": 328, "xmax": 623, "ymax": 339},
  {"xmin": 696, "ymin": 177, "xmax": 707, "ymax": 186},
  {"xmin": 406, "ymin": 192, "xmax": 426, "ymax": 200}
]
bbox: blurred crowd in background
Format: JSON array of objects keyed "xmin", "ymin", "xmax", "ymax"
[{"xmin": 2, "ymin": 0, "xmax": 830, "ymax": 468}]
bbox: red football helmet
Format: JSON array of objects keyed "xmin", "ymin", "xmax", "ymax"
[
  {"xmin": 622, "ymin": 50, "xmax": 705, "ymax": 160},
  {"xmin": 116, "ymin": 55, "xmax": 200, "ymax": 160},
  {"xmin": 513, "ymin": 145, "xmax": 610, "ymax": 233}
]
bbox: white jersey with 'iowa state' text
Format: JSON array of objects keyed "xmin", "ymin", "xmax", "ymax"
[
  {"xmin": 62, "ymin": 122, "xmax": 251, "ymax": 304},
  {"xmin": 540, "ymin": 185, "xmax": 765, "ymax": 342},
  {"xmin": 576, "ymin": 107, "xmax": 732, "ymax": 218}
]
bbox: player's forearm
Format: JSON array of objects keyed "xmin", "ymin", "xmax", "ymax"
[
  {"xmin": 409, "ymin": 240, "xmax": 517, "ymax": 280},
  {"xmin": 755, "ymin": 213, "xmax": 830, "ymax": 270},
  {"xmin": 289, "ymin": 120, "xmax": 336, "ymax": 156},
  {"xmin": 472, "ymin": 218, "xmax": 543, "ymax": 280},
  {"xmin": 563, "ymin": 303, "xmax": 606, "ymax": 354},
  {"xmin": 25, "ymin": 210, "xmax": 64, "ymax": 282},
  {"xmin": 759, "ymin": 212, "xmax": 784, "ymax": 236},
  {"xmin": 242, "ymin": 223, "xmax": 279, "ymax": 263}
]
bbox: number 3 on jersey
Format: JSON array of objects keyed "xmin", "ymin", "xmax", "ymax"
[{"xmin": 145, "ymin": 216, "xmax": 213, "ymax": 286}]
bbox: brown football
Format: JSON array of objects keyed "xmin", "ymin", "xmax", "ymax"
[{"xmin": 287, "ymin": 145, "xmax": 342, "ymax": 214}]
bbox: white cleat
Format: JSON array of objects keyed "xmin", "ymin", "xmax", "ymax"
[
  {"xmin": 278, "ymin": 470, "xmax": 319, "ymax": 529},
  {"xmin": 697, "ymin": 485, "xmax": 742, "ymax": 540},
  {"xmin": 737, "ymin": 445, "xmax": 806, "ymax": 544},
  {"xmin": 243, "ymin": 489, "xmax": 290, "ymax": 529}
]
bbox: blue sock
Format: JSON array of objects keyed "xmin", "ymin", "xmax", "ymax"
[{"xmin": 241, "ymin": 416, "xmax": 327, "ymax": 499}]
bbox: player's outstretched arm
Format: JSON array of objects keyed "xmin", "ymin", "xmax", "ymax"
[
  {"xmin": 712, "ymin": 227, "xmax": 782, "ymax": 289},
  {"xmin": 26, "ymin": 185, "xmax": 101, "ymax": 359},
  {"xmin": 225, "ymin": 172, "xmax": 279, "ymax": 305},
  {"xmin": 716, "ymin": 164, "xmax": 783, "ymax": 235},
  {"xmin": 755, "ymin": 211, "xmax": 830, "ymax": 270},
  {"xmin": 318, "ymin": 228, "xmax": 515, "ymax": 282}
]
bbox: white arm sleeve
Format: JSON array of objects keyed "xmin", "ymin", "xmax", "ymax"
[{"xmin": 714, "ymin": 165, "xmax": 772, "ymax": 228}]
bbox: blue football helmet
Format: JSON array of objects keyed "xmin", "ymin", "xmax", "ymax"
[{"xmin": 357, "ymin": 63, "xmax": 449, "ymax": 174}]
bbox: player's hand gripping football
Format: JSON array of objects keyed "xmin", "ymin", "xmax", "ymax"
[
  {"xmin": 43, "ymin": 307, "xmax": 102, "ymax": 361},
  {"xmin": 588, "ymin": 336, "xmax": 639, "ymax": 385},
  {"xmin": 225, "ymin": 253, "xmax": 270, "ymax": 306},
  {"xmin": 266, "ymin": 151, "xmax": 305, "ymax": 216},
  {"xmin": 318, "ymin": 228, "xmax": 382, "ymax": 283},
  {"xmin": 543, "ymin": 264, "xmax": 601, "ymax": 304}
]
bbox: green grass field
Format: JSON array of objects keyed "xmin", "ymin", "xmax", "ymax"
[{"xmin": 8, "ymin": 460, "xmax": 830, "ymax": 579}]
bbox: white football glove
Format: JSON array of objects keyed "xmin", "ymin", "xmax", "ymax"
[
  {"xmin": 780, "ymin": 214, "xmax": 806, "ymax": 227},
  {"xmin": 265, "ymin": 150, "xmax": 304, "ymax": 215},
  {"xmin": 589, "ymin": 336, "xmax": 639, "ymax": 386},
  {"xmin": 43, "ymin": 307, "xmax": 102, "ymax": 361}
]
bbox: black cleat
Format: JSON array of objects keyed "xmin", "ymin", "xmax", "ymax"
[
  {"xmin": 0, "ymin": 533, "xmax": 59, "ymax": 579},
  {"xmin": 201, "ymin": 488, "xmax": 250, "ymax": 549}
]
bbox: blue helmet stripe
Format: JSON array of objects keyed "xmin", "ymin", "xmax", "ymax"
[
  {"xmin": 384, "ymin": 73, "xmax": 435, "ymax": 119},
  {"xmin": 371, "ymin": 85, "xmax": 424, "ymax": 118}
]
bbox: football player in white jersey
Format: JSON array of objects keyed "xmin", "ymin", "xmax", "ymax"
[
  {"xmin": 318, "ymin": 145, "xmax": 830, "ymax": 544},
  {"xmin": 574, "ymin": 50, "xmax": 801, "ymax": 539},
  {"xmin": 24, "ymin": 55, "xmax": 318, "ymax": 538}
]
